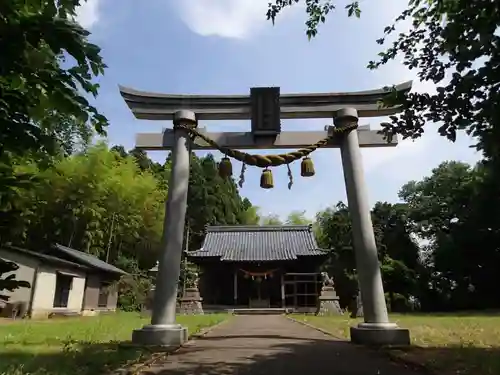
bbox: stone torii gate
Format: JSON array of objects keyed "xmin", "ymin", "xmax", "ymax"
[{"xmin": 119, "ymin": 83, "xmax": 412, "ymax": 347}]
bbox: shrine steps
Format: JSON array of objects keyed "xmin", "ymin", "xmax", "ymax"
[{"xmin": 231, "ymin": 308, "xmax": 292, "ymax": 315}]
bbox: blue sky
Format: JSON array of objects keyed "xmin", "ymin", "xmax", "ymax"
[{"xmin": 77, "ymin": 0, "xmax": 481, "ymax": 220}]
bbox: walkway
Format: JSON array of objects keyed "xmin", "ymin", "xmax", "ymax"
[{"xmin": 141, "ymin": 315, "xmax": 423, "ymax": 375}]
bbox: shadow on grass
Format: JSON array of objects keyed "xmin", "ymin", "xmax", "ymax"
[
  {"xmin": 0, "ymin": 341, "xmax": 154, "ymax": 375},
  {"xmin": 1, "ymin": 335, "xmax": 499, "ymax": 375}
]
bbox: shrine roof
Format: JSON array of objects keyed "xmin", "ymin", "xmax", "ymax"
[{"xmin": 187, "ymin": 225, "xmax": 327, "ymax": 262}]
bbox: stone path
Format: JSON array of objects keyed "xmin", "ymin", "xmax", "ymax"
[{"xmin": 141, "ymin": 315, "xmax": 424, "ymax": 375}]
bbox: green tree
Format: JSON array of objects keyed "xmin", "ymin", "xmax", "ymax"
[
  {"xmin": 186, "ymin": 154, "xmax": 251, "ymax": 250},
  {"xmin": 260, "ymin": 214, "xmax": 283, "ymax": 225},
  {"xmin": 241, "ymin": 200, "xmax": 261, "ymax": 225},
  {"xmin": 285, "ymin": 210, "xmax": 311, "ymax": 225},
  {"xmin": 315, "ymin": 202, "xmax": 358, "ymax": 308},
  {"xmin": 1, "ymin": 0, "xmax": 107, "ymax": 160},
  {"xmin": 315, "ymin": 201, "xmax": 421, "ymax": 311},
  {"xmin": 267, "ymin": 0, "xmax": 500, "ymax": 155},
  {"xmin": 20, "ymin": 143, "xmax": 166, "ymax": 274},
  {"xmin": 1, "ymin": 1, "xmax": 108, "ymax": 247},
  {"xmin": 399, "ymin": 161, "xmax": 500, "ymax": 310},
  {"xmin": 371, "ymin": 202, "xmax": 421, "ymax": 311}
]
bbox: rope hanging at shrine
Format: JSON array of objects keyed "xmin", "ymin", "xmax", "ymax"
[
  {"xmin": 239, "ymin": 268, "xmax": 278, "ymax": 280},
  {"xmin": 177, "ymin": 120, "xmax": 358, "ymax": 189}
]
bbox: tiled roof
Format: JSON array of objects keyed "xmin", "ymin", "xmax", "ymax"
[
  {"xmin": 53, "ymin": 244, "xmax": 127, "ymax": 275},
  {"xmin": 188, "ymin": 225, "xmax": 327, "ymax": 262}
]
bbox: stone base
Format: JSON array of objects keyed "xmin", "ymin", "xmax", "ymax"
[
  {"xmin": 132, "ymin": 324, "xmax": 188, "ymax": 347},
  {"xmin": 316, "ymin": 299, "xmax": 343, "ymax": 316},
  {"xmin": 316, "ymin": 286, "xmax": 343, "ymax": 316},
  {"xmin": 178, "ymin": 300, "xmax": 204, "ymax": 315},
  {"xmin": 178, "ymin": 287, "xmax": 204, "ymax": 315},
  {"xmin": 350, "ymin": 324, "xmax": 410, "ymax": 346}
]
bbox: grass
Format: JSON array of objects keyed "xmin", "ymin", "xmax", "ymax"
[
  {"xmin": 293, "ymin": 313, "xmax": 500, "ymax": 375},
  {"xmin": 0, "ymin": 312, "xmax": 228, "ymax": 375}
]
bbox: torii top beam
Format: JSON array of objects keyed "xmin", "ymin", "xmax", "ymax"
[{"xmin": 119, "ymin": 82, "xmax": 412, "ymax": 121}]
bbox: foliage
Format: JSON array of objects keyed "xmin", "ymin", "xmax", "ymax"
[
  {"xmin": 115, "ymin": 273, "xmax": 153, "ymax": 312},
  {"xmin": 14, "ymin": 143, "xmax": 166, "ymax": 272},
  {"xmin": 399, "ymin": 161, "xmax": 500, "ymax": 310},
  {"xmin": 260, "ymin": 214, "xmax": 283, "ymax": 225},
  {"xmin": 240, "ymin": 199, "xmax": 261, "ymax": 225},
  {"xmin": 285, "ymin": 210, "xmax": 311, "ymax": 225},
  {"xmin": 315, "ymin": 201, "xmax": 422, "ymax": 311},
  {"xmin": 0, "ymin": 259, "xmax": 30, "ymax": 302},
  {"xmin": 0, "ymin": 0, "xmax": 108, "ymax": 160},
  {"xmin": 185, "ymin": 153, "xmax": 251, "ymax": 250},
  {"xmin": 267, "ymin": 0, "xmax": 500, "ymax": 156},
  {"xmin": 315, "ymin": 202, "xmax": 358, "ymax": 308}
]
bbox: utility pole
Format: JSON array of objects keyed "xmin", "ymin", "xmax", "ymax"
[{"xmin": 105, "ymin": 214, "xmax": 116, "ymax": 263}]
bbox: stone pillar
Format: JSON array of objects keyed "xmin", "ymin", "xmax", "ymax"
[
  {"xmin": 336, "ymin": 108, "xmax": 410, "ymax": 346},
  {"xmin": 280, "ymin": 273, "xmax": 285, "ymax": 308},
  {"xmin": 233, "ymin": 270, "xmax": 238, "ymax": 305},
  {"xmin": 131, "ymin": 110, "xmax": 195, "ymax": 347}
]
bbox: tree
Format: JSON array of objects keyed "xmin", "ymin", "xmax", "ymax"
[
  {"xmin": 240, "ymin": 200, "xmax": 261, "ymax": 225},
  {"xmin": 315, "ymin": 201, "xmax": 421, "ymax": 311},
  {"xmin": 399, "ymin": 161, "xmax": 500, "ymax": 310},
  {"xmin": 1, "ymin": 1, "xmax": 108, "ymax": 248},
  {"xmin": 371, "ymin": 202, "xmax": 421, "ymax": 311},
  {"xmin": 1, "ymin": 0, "xmax": 107, "ymax": 160},
  {"xmin": 186, "ymin": 154, "xmax": 252, "ymax": 250},
  {"xmin": 285, "ymin": 210, "xmax": 311, "ymax": 225},
  {"xmin": 17, "ymin": 143, "xmax": 167, "ymax": 274},
  {"xmin": 315, "ymin": 202, "xmax": 358, "ymax": 308},
  {"xmin": 260, "ymin": 214, "xmax": 283, "ymax": 225},
  {"xmin": 267, "ymin": 0, "xmax": 500, "ymax": 156}
]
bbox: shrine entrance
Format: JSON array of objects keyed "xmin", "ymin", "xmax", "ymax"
[
  {"xmin": 238, "ymin": 270, "xmax": 279, "ymax": 308},
  {"xmin": 121, "ymin": 83, "xmax": 413, "ymax": 346}
]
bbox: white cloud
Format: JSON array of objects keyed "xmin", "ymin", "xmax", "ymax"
[
  {"xmin": 175, "ymin": 0, "xmax": 297, "ymax": 39},
  {"xmin": 75, "ymin": 0, "xmax": 101, "ymax": 29}
]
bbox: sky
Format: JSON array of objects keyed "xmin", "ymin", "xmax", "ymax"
[{"xmin": 75, "ymin": 0, "xmax": 482, "ymax": 220}]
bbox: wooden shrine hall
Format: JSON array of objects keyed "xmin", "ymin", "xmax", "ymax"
[{"xmin": 187, "ymin": 225, "xmax": 328, "ymax": 312}]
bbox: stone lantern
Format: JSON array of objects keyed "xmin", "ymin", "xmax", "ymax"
[{"xmin": 144, "ymin": 261, "xmax": 159, "ymax": 312}]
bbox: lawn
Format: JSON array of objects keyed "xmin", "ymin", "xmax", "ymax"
[
  {"xmin": 0, "ymin": 312, "xmax": 228, "ymax": 375},
  {"xmin": 293, "ymin": 313, "xmax": 500, "ymax": 375}
]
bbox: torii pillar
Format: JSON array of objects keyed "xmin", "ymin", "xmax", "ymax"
[
  {"xmin": 336, "ymin": 108, "xmax": 409, "ymax": 345},
  {"xmin": 131, "ymin": 110, "xmax": 195, "ymax": 347}
]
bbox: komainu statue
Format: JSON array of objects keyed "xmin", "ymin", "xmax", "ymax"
[{"xmin": 320, "ymin": 272, "xmax": 334, "ymax": 288}]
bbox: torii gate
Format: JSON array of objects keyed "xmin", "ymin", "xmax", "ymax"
[{"xmin": 119, "ymin": 83, "xmax": 412, "ymax": 347}]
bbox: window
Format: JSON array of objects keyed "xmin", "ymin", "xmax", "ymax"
[
  {"xmin": 97, "ymin": 282, "xmax": 109, "ymax": 308},
  {"xmin": 53, "ymin": 273, "xmax": 73, "ymax": 308}
]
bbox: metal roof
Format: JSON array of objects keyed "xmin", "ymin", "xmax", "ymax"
[
  {"xmin": 188, "ymin": 225, "xmax": 327, "ymax": 262},
  {"xmin": 53, "ymin": 244, "xmax": 127, "ymax": 275},
  {"xmin": 2, "ymin": 246, "xmax": 89, "ymax": 271}
]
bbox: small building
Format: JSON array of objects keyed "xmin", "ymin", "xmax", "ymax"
[
  {"xmin": 0, "ymin": 244, "xmax": 127, "ymax": 319},
  {"xmin": 187, "ymin": 225, "xmax": 327, "ymax": 312}
]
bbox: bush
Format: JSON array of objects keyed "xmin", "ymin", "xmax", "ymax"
[{"xmin": 115, "ymin": 273, "xmax": 153, "ymax": 312}]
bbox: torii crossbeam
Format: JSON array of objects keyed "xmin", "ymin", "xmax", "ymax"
[{"xmin": 120, "ymin": 83, "xmax": 412, "ymax": 348}]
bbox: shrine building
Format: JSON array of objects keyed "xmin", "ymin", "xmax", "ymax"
[{"xmin": 187, "ymin": 225, "xmax": 328, "ymax": 312}]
